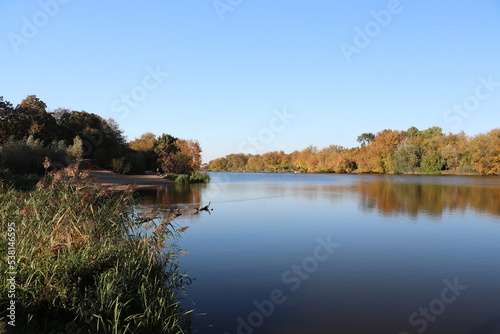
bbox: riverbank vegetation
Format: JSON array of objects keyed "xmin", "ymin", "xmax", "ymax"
[
  {"xmin": 208, "ymin": 127, "xmax": 500, "ymax": 175},
  {"xmin": 0, "ymin": 95, "xmax": 204, "ymax": 179},
  {"xmin": 163, "ymin": 172, "xmax": 211, "ymax": 184},
  {"xmin": 0, "ymin": 165, "xmax": 192, "ymax": 333}
]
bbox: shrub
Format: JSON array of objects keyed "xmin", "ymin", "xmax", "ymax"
[
  {"xmin": 164, "ymin": 172, "xmax": 211, "ymax": 184},
  {"xmin": 0, "ymin": 137, "xmax": 69, "ymax": 174},
  {"xmin": 66, "ymin": 135, "xmax": 84, "ymax": 160},
  {"xmin": 175, "ymin": 174, "xmax": 190, "ymax": 184},
  {"xmin": 110, "ymin": 157, "xmax": 132, "ymax": 174}
]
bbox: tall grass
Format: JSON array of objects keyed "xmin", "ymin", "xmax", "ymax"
[
  {"xmin": 0, "ymin": 165, "xmax": 192, "ymax": 333},
  {"xmin": 163, "ymin": 172, "xmax": 210, "ymax": 184}
]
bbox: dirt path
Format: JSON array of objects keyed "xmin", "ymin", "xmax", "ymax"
[{"xmin": 88, "ymin": 170, "xmax": 173, "ymax": 191}]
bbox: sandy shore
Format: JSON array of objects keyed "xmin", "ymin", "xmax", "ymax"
[{"xmin": 88, "ymin": 170, "xmax": 174, "ymax": 191}]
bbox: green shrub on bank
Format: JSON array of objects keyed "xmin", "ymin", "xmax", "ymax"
[
  {"xmin": 0, "ymin": 167, "xmax": 192, "ymax": 333},
  {"xmin": 0, "ymin": 136, "xmax": 68, "ymax": 174},
  {"xmin": 162, "ymin": 172, "xmax": 210, "ymax": 184}
]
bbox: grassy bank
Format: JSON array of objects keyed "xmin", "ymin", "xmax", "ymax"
[
  {"xmin": 162, "ymin": 172, "xmax": 211, "ymax": 184},
  {"xmin": 0, "ymin": 166, "xmax": 192, "ymax": 333}
]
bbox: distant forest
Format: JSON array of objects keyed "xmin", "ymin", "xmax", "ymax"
[{"xmin": 209, "ymin": 127, "xmax": 500, "ymax": 175}]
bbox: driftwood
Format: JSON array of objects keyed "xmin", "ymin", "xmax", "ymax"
[
  {"xmin": 194, "ymin": 202, "xmax": 211, "ymax": 214},
  {"xmin": 170, "ymin": 208, "xmax": 182, "ymax": 217}
]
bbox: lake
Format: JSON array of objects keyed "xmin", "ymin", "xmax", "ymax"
[{"xmin": 137, "ymin": 172, "xmax": 500, "ymax": 334}]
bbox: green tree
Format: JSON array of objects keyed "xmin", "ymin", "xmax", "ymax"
[
  {"xmin": 393, "ymin": 144, "xmax": 420, "ymax": 174},
  {"xmin": 405, "ymin": 126, "xmax": 420, "ymax": 138},
  {"xmin": 67, "ymin": 136, "xmax": 84, "ymax": 160},
  {"xmin": 357, "ymin": 133, "xmax": 375, "ymax": 147},
  {"xmin": 0, "ymin": 95, "xmax": 59, "ymax": 144},
  {"xmin": 421, "ymin": 126, "xmax": 443, "ymax": 139},
  {"xmin": 0, "ymin": 96, "xmax": 15, "ymax": 144},
  {"xmin": 154, "ymin": 134, "xmax": 179, "ymax": 156},
  {"xmin": 421, "ymin": 152, "xmax": 444, "ymax": 173}
]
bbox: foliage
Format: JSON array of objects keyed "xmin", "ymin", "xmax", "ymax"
[
  {"xmin": 356, "ymin": 132, "xmax": 375, "ymax": 147},
  {"xmin": 0, "ymin": 136, "xmax": 68, "ymax": 174},
  {"xmin": 153, "ymin": 134, "xmax": 203, "ymax": 175},
  {"xmin": 208, "ymin": 127, "xmax": 500, "ymax": 175},
  {"xmin": 111, "ymin": 157, "xmax": 132, "ymax": 174},
  {"xmin": 66, "ymin": 136, "xmax": 84, "ymax": 160},
  {"xmin": 421, "ymin": 152, "xmax": 444, "ymax": 174},
  {"xmin": 163, "ymin": 172, "xmax": 210, "ymax": 184},
  {"xmin": 129, "ymin": 132, "xmax": 157, "ymax": 170},
  {"xmin": 0, "ymin": 95, "xmax": 59, "ymax": 144},
  {"xmin": 208, "ymin": 157, "xmax": 228, "ymax": 171},
  {"xmin": 0, "ymin": 95, "xmax": 129, "ymax": 171},
  {"xmin": 1, "ymin": 95, "xmax": 206, "ymax": 178},
  {"xmin": 0, "ymin": 167, "xmax": 192, "ymax": 332},
  {"xmin": 393, "ymin": 144, "xmax": 420, "ymax": 174}
]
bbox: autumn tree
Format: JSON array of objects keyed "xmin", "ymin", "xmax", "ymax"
[
  {"xmin": 246, "ymin": 155, "xmax": 264, "ymax": 171},
  {"xmin": 129, "ymin": 132, "xmax": 157, "ymax": 169},
  {"xmin": 469, "ymin": 129, "xmax": 500, "ymax": 175},
  {"xmin": 359, "ymin": 129, "xmax": 404, "ymax": 173},
  {"xmin": 226, "ymin": 154, "xmax": 249, "ymax": 171},
  {"xmin": 177, "ymin": 139, "xmax": 202, "ymax": 171},
  {"xmin": 208, "ymin": 157, "xmax": 228, "ymax": 171},
  {"xmin": 154, "ymin": 134, "xmax": 203, "ymax": 174}
]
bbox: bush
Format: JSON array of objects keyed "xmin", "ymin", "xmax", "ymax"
[
  {"xmin": 0, "ymin": 137, "xmax": 69, "ymax": 174},
  {"xmin": 163, "ymin": 172, "xmax": 211, "ymax": 184},
  {"xmin": 189, "ymin": 171, "xmax": 211, "ymax": 183},
  {"xmin": 66, "ymin": 135, "xmax": 84, "ymax": 160},
  {"xmin": 110, "ymin": 157, "xmax": 132, "ymax": 174},
  {"xmin": 175, "ymin": 174, "xmax": 190, "ymax": 184}
]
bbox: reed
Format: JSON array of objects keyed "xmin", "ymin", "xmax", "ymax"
[{"xmin": 0, "ymin": 166, "xmax": 192, "ymax": 333}]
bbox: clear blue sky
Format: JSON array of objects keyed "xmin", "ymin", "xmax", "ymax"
[{"xmin": 1, "ymin": 0, "xmax": 499, "ymax": 162}]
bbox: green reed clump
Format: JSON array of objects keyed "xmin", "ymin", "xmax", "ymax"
[
  {"xmin": 163, "ymin": 172, "xmax": 210, "ymax": 184},
  {"xmin": 0, "ymin": 166, "xmax": 192, "ymax": 333}
]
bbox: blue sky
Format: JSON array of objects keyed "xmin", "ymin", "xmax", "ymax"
[{"xmin": 1, "ymin": 0, "xmax": 499, "ymax": 162}]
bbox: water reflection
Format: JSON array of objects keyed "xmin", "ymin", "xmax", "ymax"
[
  {"xmin": 137, "ymin": 175, "xmax": 500, "ymax": 218},
  {"xmin": 137, "ymin": 183, "xmax": 207, "ymax": 217},
  {"xmin": 355, "ymin": 180, "xmax": 500, "ymax": 218}
]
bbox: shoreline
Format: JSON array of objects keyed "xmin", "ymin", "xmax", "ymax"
[{"xmin": 88, "ymin": 170, "xmax": 174, "ymax": 191}]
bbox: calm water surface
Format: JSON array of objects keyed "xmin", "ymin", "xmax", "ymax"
[{"xmin": 138, "ymin": 172, "xmax": 500, "ymax": 334}]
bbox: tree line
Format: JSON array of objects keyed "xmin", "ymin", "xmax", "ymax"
[
  {"xmin": 208, "ymin": 126, "xmax": 500, "ymax": 175},
  {"xmin": 0, "ymin": 95, "xmax": 202, "ymax": 175}
]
